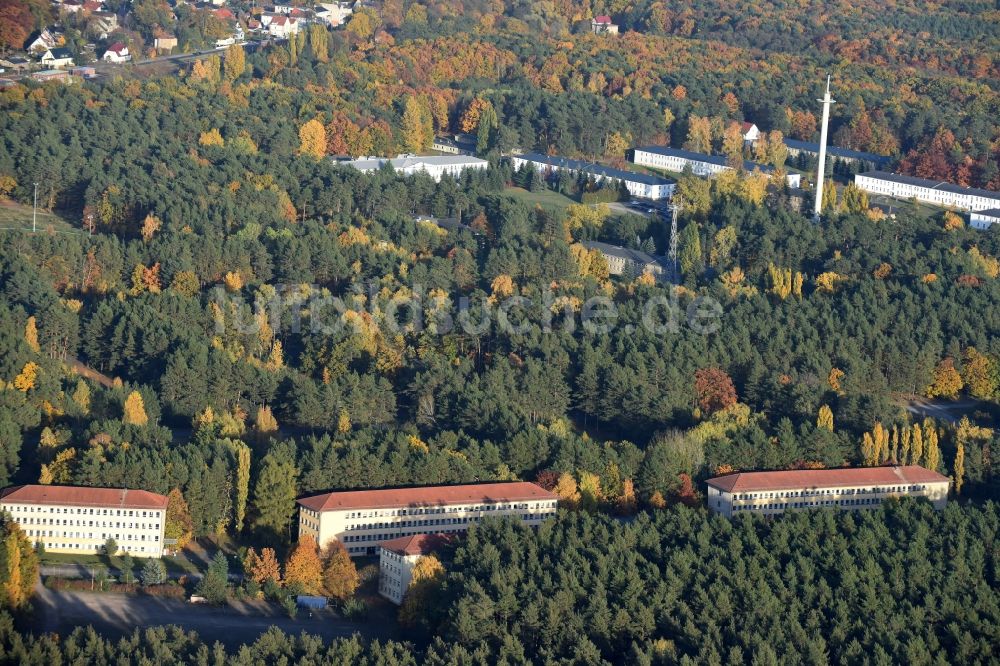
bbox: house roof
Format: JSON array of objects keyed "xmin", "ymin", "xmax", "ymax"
[
  {"xmin": 341, "ymin": 155, "xmax": 488, "ymax": 172},
  {"xmin": 593, "ymin": 15, "xmax": 612, "ymax": 23},
  {"xmin": 516, "ymin": 152, "xmax": 674, "ymax": 187},
  {"xmin": 0, "ymin": 484, "xmax": 168, "ymax": 509},
  {"xmin": 583, "ymin": 240, "xmax": 665, "ymax": 267},
  {"xmin": 971, "ymin": 208, "xmax": 1000, "ymax": 218},
  {"xmin": 783, "ymin": 139, "xmax": 892, "ymax": 166},
  {"xmin": 706, "ymin": 465, "xmax": 949, "ymax": 494},
  {"xmin": 214, "ymin": 8, "xmax": 236, "ymax": 19},
  {"xmin": 46, "ymin": 47, "xmax": 74, "ymax": 59},
  {"xmin": 741, "ymin": 121, "xmax": 756, "ymax": 132},
  {"xmin": 857, "ymin": 171, "xmax": 1000, "ymax": 201},
  {"xmin": 297, "ymin": 481, "xmax": 557, "ymax": 512},
  {"xmin": 106, "ymin": 42, "xmax": 127, "ymax": 53},
  {"xmin": 633, "ymin": 145, "xmax": 773, "ymax": 174},
  {"xmin": 379, "ymin": 533, "xmax": 453, "ymax": 556}
]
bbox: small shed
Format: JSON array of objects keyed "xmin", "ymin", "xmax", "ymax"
[{"xmin": 296, "ymin": 595, "xmax": 327, "ymax": 609}]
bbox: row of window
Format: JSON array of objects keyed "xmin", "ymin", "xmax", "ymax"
[
  {"xmin": 347, "ymin": 527, "xmax": 467, "ymax": 544},
  {"xmin": 18, "ymin": 517, "xmax": 160, "ymax": 530},
  {"xmin": 734, "ymin": 498, "xmax": 887, "ymax": 512},
  {"xmin": 732, "ymin": 485, "xmax": 929, "ymax": 501},
  {"xmin": 4, "ymin": 505, "xmax": 161, "ymax": 518},
  {"xmin": 346, "ymin": 512, "xmax": 547, "ymax": 532},
  {"xmin": 34, "ymin": 541, "xmax": 156, "ymax": 554},
  {"xmin": 26, "ymin": 529, "xmax": 159, "ymax": 542},
  {"xmin": 345, "ymin": 502, "xmax": 553, "ymax": 519}
]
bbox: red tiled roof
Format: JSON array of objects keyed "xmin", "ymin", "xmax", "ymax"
[
  {"xmin": 0, "ymin": 484, "xmax": 168, "ymax": 509},
  {"xmin": 214, "ymin": 8, "xmax": 235, "ymax": 19},
  {"xmin": 593, "ymin": 15, "xmax": 612, "ymax": 24},
  {"xmin": 298, "ymin": 482, "xmax": 557, "ymax": 512},
  {"xmin": 741, "ymin": 121, "xmax": 755, "ymax": 132},
  {"xmin": 107, "ymin": 42, "xmax": 126, "ymax": 53},
  {"xmin": 379, "ymin": 532, "xmax": 452, "ymax": 556},
  {"xmin": 706, "ymin": 466, "xmax": 950, "ymax": 494}
]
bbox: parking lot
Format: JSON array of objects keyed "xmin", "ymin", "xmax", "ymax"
[{"xmin": 33, "ymin": 583, "xmax": 397, "ymax": 648}]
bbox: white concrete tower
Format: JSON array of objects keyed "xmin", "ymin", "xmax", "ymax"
[{"xmin": 813, "ymin": 75, "xmax": 836, "ymax": 221}]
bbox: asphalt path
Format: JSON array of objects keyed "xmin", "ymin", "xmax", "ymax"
[{"xmin": 32, "ymin": 582, "xmax": 391, "ymax": 648}]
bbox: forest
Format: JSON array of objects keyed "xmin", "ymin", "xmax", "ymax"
[{"xmin": 0, "ymin": 0, "xmax": 998, "ymax": 660}]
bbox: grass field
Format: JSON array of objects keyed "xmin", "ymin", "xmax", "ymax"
[
  {"xmin": 41, "ymin": 549, "xmax": 204, "ymax": 576},
  {"xmin": 0, "ymin": 201, "xmax": 78, "ymax": 233},
  {"xmin": 504, "ymin": 186, "xmax": 577, "ymax": 213}
]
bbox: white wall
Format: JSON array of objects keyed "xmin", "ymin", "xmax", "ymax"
[{"xmin": 2, "ymin": 503, "xmax": 165, "ymax": 556}]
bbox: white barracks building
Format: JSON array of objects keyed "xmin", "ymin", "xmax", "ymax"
[
  {"xmin": 377, "ymin": 533, "xmax": 451, "ymax": 605},
  {"xmin": 297, "ymin": 481, "xmax": 558, "ymax": 557},
  {"xmin": 0, "ymin": 485, "xmax": 168, "ymax": 556},
  {"xmin": 705, "ymin": 465, "xmax": 949, "ymax": 518},
  {"xmin": 854, "ymin": 171, "xmax": 1000, "ymax": 212}
]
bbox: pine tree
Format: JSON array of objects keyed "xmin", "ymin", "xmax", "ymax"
[
  {"xmin": 197, "ymin": 551, "xmax": 229, "ymax": 604},
  {"xmin": 322, "ymin": 542, "xmax": 359, "ymax": 601},
  {"xmin": 140, "ymin": 558, "xmax": 166, "ymax": 586},
  {"xmin": 251, "ymin": 445, "xmax": 298, "ymax": 543},
  {"xmin": 284, "ymin": 536, "xmax": 324, "ymax": 595}
]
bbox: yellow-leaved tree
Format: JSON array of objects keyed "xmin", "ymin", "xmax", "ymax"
[
  {"xmin": 298, "ymin": 119, "xmax": 327, "ymax": 159},
  {"xmin": 398, "ymin": 554, "xmax": 445, "ymax": 628},
  {"xmin": 284, "ymin": 535, "xmax": 324, "ymax": 595},
  {"xmin": 322, "ymin": 542, "xmax": 360, "ymax": 601},
  {"xmin": 122, "ymin": 391, "xmax": 148, "ymax": 426}
]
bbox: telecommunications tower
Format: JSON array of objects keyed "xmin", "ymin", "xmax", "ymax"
[{"xmin": 813, "ymin": 76, "xmax": 836, "ymax": 221}]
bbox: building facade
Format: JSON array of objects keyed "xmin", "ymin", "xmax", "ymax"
[
  {"xmin": 0, "ymin": 485, "xmax": 168, "ymax": 556},
  {"xmin": 510, "ymin": 152, "xmax": 675, "ymax": 200},
  {"xmin": 583, "ymin": 240, "xmax": 666, "ymax": 279},
  {"xmin": 377, "ymin": 533, "xmax": 450, "ymax": 604},
  {"xmin": 969, "ymin": 208, "xmax": 1000, "ymax": 230},
  {"xmin": 854, "ymin": 171, "xmax": 1000, "ymax": 212},
  {"xmin": 631, "ymin": 146, "xmax": 800, "ymax": 188},
  {"xmin": 783, "ymin": 138, "xmax": 892, "ymax": 171},
  {"xmin": 705, "ymin": 465, "xmax": 949, "ymax": 518},
  {"xmin": 339, "ymin": 155, "xmax": 488, "ymax": 182},
  {"xmin": 297, "ymin": 482, "xmax": 558, "ymax": 557}
]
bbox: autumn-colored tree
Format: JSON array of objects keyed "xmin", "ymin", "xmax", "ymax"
[
  {"xmin": 911, "ymin": 423, "xmax": 924, "ymax": 467},
  {"xmin": 684, "ymin": 115, "xmax": 712, "ymax": 154},
  {"xmin": 0, "ymin": 518, "xmax": 37, "ymax": 609},
  {"xmin": 0, "ymin": 1, "xmax": 33, "ymax": 53},
  {"xmin": 577, "ymin": 471, "xmax": 601, "ymax": 512},
  {"xmin": 721, "ymin": 122, "xmax": 744, "ymax": 166},
  {"xmin": 170, "ymin": 271, "xmax": 199, "ymax": 297},
  {"xmin": 223, "ymin": 44, "xmax": 245, "ymax": 81},
  {"xmin": 861, "ymin": 422, "xmax": 889, "ymax": 466},
  {"xmin": 925, "ymin": 358, "xmax": 963, "ymax": 399},
  {"xmin": 924, "ymin": 419, "xmax": 940, "ymax": 472},
  {"xmin": 13, "ymin": 361, "xmax": 39, "ymax": 392},
  {"xmin": 322, "ymin": 542, "xmax": 359, "ymax": 601},
  {"xmin": 817, "ymin": 405, "xmax": 833, "ymax": 431},
  {"xmin": 122, "ymin": 391, "xmax": 148, "ymax": 426},
  {"xmin": 841, "ymin": 183, "xmax": 869, "ymax": 214},
  {"xmin": 398, "ymin": 554, "xmax": 444, "ymax": 628},
  {"xmin": 459, "ymin": 97, "xmax": 491, "ymax": 133},
  {"xmin": 24, "ymin": 316, "xmax": 40, "ymax": 353},
  {"xmin": 961, "ymin": 348, "xmax": 997, "ymax": 400},
  {"xmin": 140, "ymin": 214, "xmax": 161, "ymax": 242},
  {"xmin": 284, "ymin": 535, "xmax": 324, "ymax": 595},
  {"xmin": 647, "ymin": 490, "xmax": 667, "ymax": 509},
  {"xmin": 254, "ymin": 405, "xmax": 278, "ymax": 440},
  {"xmin": 694, "ymin": 367, "xmax": 738, "ymax": 415},
  {"xmin": 673, "ymin": 473, "xmax": 699, "ymax": 507},
  {"xmin": 308, "ymin": 24, "xmax": 328, "ymax": 62},
  {"xmin": 244, "ymin": 547, "xmax": 281, "ymax": 585},
  {"xmin": 165, "ymin": 488, "xmax": 193, "ymax": 549},
  {"xmin": 402, "ymin": 95, "xmax": 433, "ymax": 153},
  {"xmin": 605, "ymin": 131, "xmax": 631, "ymax": 159},
  {"xmin": 873, "ymin": 263, "xmax": 892, "ymax": 280},
  {"xmin": 298, "ymin": 119, "xmax": 327, "ymax": 159},
  {"xmin": 228, "ymin": 440, "xmax": 251, "ymax": 532},
  {"xmin": 552, "ymin": 471, "xmax": 580, "ymax": 508},
  {"xmin": 953, "ymin": 440, "xmax": 965, "ymax": 495},
  {"xmin": 618, "ymin": 479, "xmax": 638, "ymax": 515},
  {"xmin": 943, "ymin": 211, "xmax": 964, "ymax": 231},
  {"xmin": 199, "ymin": 129, "xmax": 224, "ymax": 147}
]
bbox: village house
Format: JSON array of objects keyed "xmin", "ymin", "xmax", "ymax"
[
  {"xmin": 101, "ymin": 42, "xmax": 131, "ymax": 63},
  {"xmin": 40, "ymin": 47, "xmax": 75, "ymax": 69},
  {"xmin": 591, "ymin": 15, "xmax": 618, "ymax": 34}
]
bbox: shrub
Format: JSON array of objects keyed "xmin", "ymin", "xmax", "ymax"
[{"xmin": 341, "ymin": 598, "xmax": 368, "ymax": 621}]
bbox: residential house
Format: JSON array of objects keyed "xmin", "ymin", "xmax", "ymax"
[
  {"xmin": 27, "ymin": 29, "xmax": 61, "ymax": 53},
  {"xmin": 316, "ymin": 2, "xmax": 354, "ymax": 26},
  {"xmin": 267, "ymin": 15, "xmax": 300, "ymax": 38},
  {"xmin": 339, "ymin": 155, "xmax": 488, "ymax": 182},
  {"xmin": 61, "ymin": 1, "xmax": 85, "ymax": 14},
  {"xmin": 0, "ymin": 56, "xmax": 31, "ymax": 73},
  {"xmin": 511, "ymin": 152, "xmax": 676, "ymax": 200},
  {"xmin": 854, "ymin": 171, "xmax": 1000, "ymax": 212},
  {"xmin": 969, "ymin": 209, "xmax": 1000, "ymax": 230},
  {"xmin": 101, "ymin": 42, "xmax": 130, "ymax": 63},
  {"xmin": 297, "ymin": 481, "xmax": 558, "ymax": 557},
  {"xmin": 591, "ymin": 15, "xmax": 618, "ymax": 34},
  {"xmin": 0, "ymin": 484, "xmax": 168, "ymax": 556},
  {"xmin": 741, "ymin": 122, "xmax": 760, "ymax": 145},
  {"xmin": 91, "ymin": 12, "xmax": 119, "ymax": 38},
  {"xmin": 40, "ymin": 48, "xmax": 75, "ymax": 69},
  {"xmin": 153, "ymin": 35, "xmax": 178, "ymax": 52},
  {"xmin": 271, "ymin": 2, "xmax": 293, "ymax": 13},
  {"xmin": 705, "ymin": 466, "xmax": 949, "ymax": 518}
]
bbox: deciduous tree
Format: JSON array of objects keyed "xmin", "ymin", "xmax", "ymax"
[{"xmin": 284, "ymin": 535, "xmax": 324, "ymax": 595}]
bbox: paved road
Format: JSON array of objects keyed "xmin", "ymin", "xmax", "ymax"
[
  {"xmin": 905, "ymin": 396, "xmax": 982, "ymax": 424},
  {"xmin": 33, "ymin": 583, "xmax": 390, "ymax": 648}
]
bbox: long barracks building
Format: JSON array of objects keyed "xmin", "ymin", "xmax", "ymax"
[
  {"xmin": 297, "ymin": 481, "xmax": 558, "ymax": 557},
  {"xmin": 705, "ymin": 465, "xmax": 949, "ymax": 518},
  {"xmin": 0, "ymin": 484, "xmax": 167, "ymax": 557}
]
